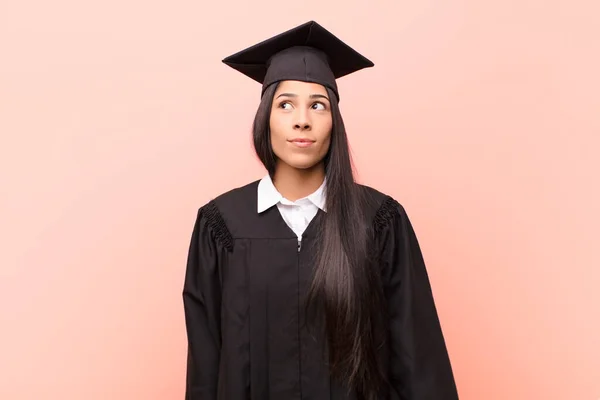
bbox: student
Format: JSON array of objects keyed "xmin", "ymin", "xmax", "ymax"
[{"xmin": 182, "ymin": 20, "xmax": 458, "ymax": 400}]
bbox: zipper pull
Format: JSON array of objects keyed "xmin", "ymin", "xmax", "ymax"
[{"xmin": 298, "ymin": 238, "xmax": 302, "ymax": 252}]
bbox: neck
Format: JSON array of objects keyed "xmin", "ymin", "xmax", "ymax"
[{"xmin": 272, "ymin": 162, "xmax": 325, "ymax": 202}]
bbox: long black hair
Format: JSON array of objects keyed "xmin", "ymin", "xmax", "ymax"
[{"xmin": 252, "ymin": 82, "xmax": 386, "ymax": 399}]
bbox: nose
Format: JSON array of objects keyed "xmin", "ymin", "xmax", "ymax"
[{"xmin": 294, "ymin": 108, "xmax": 311, "ymax": 131}]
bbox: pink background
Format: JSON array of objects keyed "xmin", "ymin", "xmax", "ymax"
[{"xmin": 1, "ymin": 1, "xmax": 599, "ymax": 399}]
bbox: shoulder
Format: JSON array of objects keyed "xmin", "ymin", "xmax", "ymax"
[
  {"xmin": 357, "ymin": 183, "xmax": 406, "ymax": 220},
  {"xmin": 193, "ymin": 179, "xmax": 261, "ymax": 250},
  {"xmin": 197, "ymin": 179, "xmax": 260, "ymax": 215},
  {"xmin": 356, "ymin": 183, "xmax": 415, "ymax": 242},
  {"xmin": 212, "ymin": 179, "xmax": 260, "ymax": 212}
]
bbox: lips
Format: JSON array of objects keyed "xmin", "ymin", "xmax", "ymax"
[
  {"xmin": 289, "ymin": 138, "xmax": 315, "ymax": 148},
  {"xmin": 290, "ymin": 138, "xmax": 315, "ymax": 143}
]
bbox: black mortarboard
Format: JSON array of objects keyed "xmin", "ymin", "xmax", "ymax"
[{"xmin": 221, "ymin": 20, "xmax": 374, "ymax": 102}]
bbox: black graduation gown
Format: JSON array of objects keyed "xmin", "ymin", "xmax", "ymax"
[{"xmin": 182, "ymin": 180, "xmax": 458, "ymax": 399}]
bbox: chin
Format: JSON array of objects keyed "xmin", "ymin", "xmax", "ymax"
[
  {"xmin": 291, "ymin": 163, "xmax": 318, "ymax": 170},
  {"xmin": 280, "ymin": 157, "xmax": 323, "ymax": 171}
]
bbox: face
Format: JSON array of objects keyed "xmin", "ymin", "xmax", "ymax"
[{"xmin": 269, "ymin": 80, "xmax": 333, "ymax": 171}]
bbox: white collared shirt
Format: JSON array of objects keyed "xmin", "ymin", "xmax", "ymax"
[{"xmin": 257, "ymin": 174, "xmax": 327, "ymax": 242}]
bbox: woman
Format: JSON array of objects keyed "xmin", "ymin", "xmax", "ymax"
[{"xmin": 183, "ymin": 21, "xmax": 459, "ymax": 400}]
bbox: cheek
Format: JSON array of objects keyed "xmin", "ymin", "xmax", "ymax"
[
  {"xmin": 319, "ymin": 135, "xmax": 332, "ymax": 157},
  {"xmin": 269, "ymin": 116, "xmax": 287, "ymax": 154},
  {"xmin": 317, "ymin": 120, "xmax": 333, "ymax": 152}
]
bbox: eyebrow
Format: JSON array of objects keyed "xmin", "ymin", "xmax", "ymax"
[{"xmin": 276, "ymin": 93, "xmax": 330, "ymax": 101}]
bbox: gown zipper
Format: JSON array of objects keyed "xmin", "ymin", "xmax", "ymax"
[{"xmin": 297, "ymin": 233, "xmax": 303, "ymax": 398}]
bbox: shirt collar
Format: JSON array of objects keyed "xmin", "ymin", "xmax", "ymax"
[{"xmin": 257, "ymin": 174, "xmax": 327, "ymax": 213}]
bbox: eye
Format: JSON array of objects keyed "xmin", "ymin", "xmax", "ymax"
[
  {"xmin": 279, "ymin": 101, "xmax": 293, "ymax": 110},
  {"xmin": 311, "ymin": 102, "xmax": 327, "ymax": 110}
]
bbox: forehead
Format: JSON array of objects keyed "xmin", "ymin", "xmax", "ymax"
[{"xmin": 274, "ymin": 80, "xmax": 328, "ymax": 96}]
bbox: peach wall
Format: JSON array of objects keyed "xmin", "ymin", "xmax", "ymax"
[{"xmin": 1, "ymin": 1, "xmax": 598, "ymax": 399}]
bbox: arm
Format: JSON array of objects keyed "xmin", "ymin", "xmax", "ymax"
[
  {"xmin": 378, "ymin": 198, "xmax": 459, "ymax": 399},
  {"xmin": 182, "ymin": 206, "xmax": 223, "ymax": 399}
]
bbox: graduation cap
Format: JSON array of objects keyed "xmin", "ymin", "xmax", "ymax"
[{"xmin": 222, "ymin": 20, "xmax": 374, "ymax": 102}]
